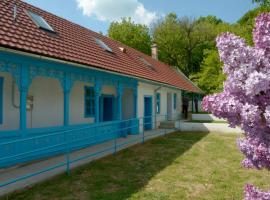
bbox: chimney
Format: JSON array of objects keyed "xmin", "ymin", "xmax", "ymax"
[{"xmin": 151, "ymin": 43, "xmax": 158, "ymax": 60}]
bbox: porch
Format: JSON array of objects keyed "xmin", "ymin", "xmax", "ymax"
[
  {"xmin": 0, "ymin": 51, "xmax": 140, "ymax": 164},
  {"xmin": 0, "ymin": 121, "xmax": 176, "ymax": 196}
]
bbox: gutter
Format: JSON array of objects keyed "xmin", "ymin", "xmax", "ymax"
[
  {"xmin": 154, "ymin": 86, "xmax": 162, "ymax": 128},
  {"xmin": 0, "ymin": 47, "xmax": 198, "ymax": 93}
]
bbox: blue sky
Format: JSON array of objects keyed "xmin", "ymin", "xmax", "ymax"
[{"xmin": 23, "ymin": 0, "xmax": 256, "ymax": 34}]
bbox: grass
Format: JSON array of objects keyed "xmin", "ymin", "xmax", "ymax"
[
  {"xmin": 2, "ymin": 132, "xmax": 270, "ymax": 200},
  {"xmin": 187, "ymin": 120, "xmax": 227, "ymax": 123}
]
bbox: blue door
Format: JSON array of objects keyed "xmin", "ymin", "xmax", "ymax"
[
  {"xmin": 102, "ymin": 96, "xmax": 114, "ymax": 122},
  {"xmin": 144, "ymin": 96, "xmax": 152, "ymax": 130}
]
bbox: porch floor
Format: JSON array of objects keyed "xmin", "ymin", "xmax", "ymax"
[{"xmin": 0, "ymin": 128, "xmax": 176, "ymax": 196}]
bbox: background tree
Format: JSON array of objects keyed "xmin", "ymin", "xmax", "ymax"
[
  {"xmin": 252, "ymin": 0, "xmax": 270, "ymax": 5},
  {"xmin": 192, "ymin": 50, "xmax": 225, "ymax": 94},
  {"xmin": 108, "ymin": 18, "xmax": 151, "ymax": 55},
  {"xmin": 152, "ymin": 13, "xmax": 216, "ymax": 76}
]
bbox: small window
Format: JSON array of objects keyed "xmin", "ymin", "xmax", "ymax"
[
  {"xmin": 156, "ymin": 93, "xmax": 161, "ymax": 114},
  {"xmin": 27, "ymin": 10, "xmax": 55, "ymax": 32},
  {"xmin": 85, "ymin": 86, "xmax": 95, "ymax": 117},
  {"xmin": 139, "ymin": 57, "xmax": 156, "ymax": 71},
  {"xmin": 173, "ymin": 93, "xmax": 177, "ymax": 109},
  {"xmin": 94, "ymin": 38, "xmax": 113, "ymax": 53},
  {"xmin": 0, "ymin": 77, "xmax": 3, "ymax": 124}
]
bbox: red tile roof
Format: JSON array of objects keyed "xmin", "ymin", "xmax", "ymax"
[{"xmin": 0, "ymin": 0, "xmax": 202, "ymax": 93}]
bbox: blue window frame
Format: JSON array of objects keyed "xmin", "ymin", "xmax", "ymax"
[
  {"xmin": 84, "ymin": 86, "xmax": 95, "ymax": 117},
  {"xmin": 156, "ymin": 93, "xmax": 161, "ymax": 114},
  {"xmin": 173, "ymin": 93, "xmax": 177, "ymax": 109},
  {"xmin": 0, "ymin": 77, "xmax": 3, "ymax": 124}
]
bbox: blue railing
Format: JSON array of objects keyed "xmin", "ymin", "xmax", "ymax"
[{"xmin": 0, "ymin": 113, "xmax": 181, "ymax": 189}]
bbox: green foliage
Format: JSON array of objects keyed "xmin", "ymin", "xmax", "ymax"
[
  {"xmin": 152, "ymin": 13, "xmax": 216, "ymax": 76},
  {"xmin": 107, "ymin": 6, "xmax": 270, "ymax": 94},
  {"xmin": 238, "ymin": 5, "xmax": 270, "ymax": 44},
  {"xmin": 252, "ymin": 0, "xmax": 270, "ymax": 5},
  {"xmin": 193, "ymin": 50, "xmax": 225, "ymax": 94},
  {"xmin": 108, "ymin": 18, "xmax": 152, "ymax": 55}
]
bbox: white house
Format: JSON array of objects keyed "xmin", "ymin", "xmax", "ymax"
[{"xmin": 0, "ymin": 0, "xmax": 202, "ymax": 167}]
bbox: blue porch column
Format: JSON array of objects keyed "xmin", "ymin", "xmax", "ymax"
[
  {"xmin": 19, "ymin": 65, "xmax": 30, "ymax": 135},
  {"xmin": 94, "ymin": 80, "xmax": 102, "ymax": 123},
  {"xmin": 133, "ymin": 87, "xmax": 138, "ymax": 118},
  {"xmin": 63, "ymin": 72, "xmax": 72, "ymax": 126},
  {"xmin": 117, "ymin": 83, "xmax": 125, "ymax": 137},
  {"xmin": 117, "ymin": 83, "xmax": 123, "ymax": 120}
]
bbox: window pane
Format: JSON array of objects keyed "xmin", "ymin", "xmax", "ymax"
[{"xmin": 27, "ymin": 10, "xmax": 55, "ymax": 32}]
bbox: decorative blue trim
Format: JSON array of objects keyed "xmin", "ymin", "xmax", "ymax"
[
  {"xmin": 84, "ymin": 86, "xmax": 95, "ymax": 118},
  {"xmin": 0, "ymin": 77, "xmax": 3, "ymax": 124},
  {"xmin": 173, "ymin": 93, "xmax": 177, "ymax": 109},
  {"xmin": 156, "ymin": 93, "xmax": 161, "ymax": 114},
  {"xmin": 19, "ymin": 65, "xmax": 30, "ymax": 135}
]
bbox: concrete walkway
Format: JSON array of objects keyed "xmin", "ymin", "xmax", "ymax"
[{"xmin": 0, "ymin": 128, "xmax": 175, "ymax": 197}]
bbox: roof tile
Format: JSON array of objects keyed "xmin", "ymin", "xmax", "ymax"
[{"xmin": 0, "ymin": 0, "xmax": 201, "ymax": 93}]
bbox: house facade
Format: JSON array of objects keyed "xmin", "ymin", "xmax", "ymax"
[{"xmin": 0, "ymin": 0, "xmax": 202, "ymax": 167}]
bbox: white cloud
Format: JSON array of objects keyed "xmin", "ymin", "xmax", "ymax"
[{"xmin": 76, "ymin": 0, "xmax": 158, "ymax": 26}]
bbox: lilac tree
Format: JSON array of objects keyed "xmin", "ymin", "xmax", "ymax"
[{"xmin": 202, "ymin": 13, "xmax": 270, "ymax": 199}]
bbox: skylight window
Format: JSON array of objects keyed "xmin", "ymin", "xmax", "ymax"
[
  {"xmin": 94, "ymin": 38, "xmax": 113, "ymax": 53},
  {"xmin": 139, "ymin": 57, "xmax": 156, "ymax": 71},
  {"xmin": 27, "ymin": 10, "xmax": 55, "ymax": 33}
]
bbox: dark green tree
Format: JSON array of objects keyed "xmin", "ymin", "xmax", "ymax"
[
  {"xmin": 193, "ymin": 50, "xmax": 225, "ymax": 94},
  {"xmin": 108, "ymin": 18, "xmax": 151, "ymax": 55},
  {"xmin": 252, "ymin": 0, "xmax": 270, "ymax": 5},
  {"xmin": 152, "ymin": 13, "xmax": 216, "ymax": 76}
]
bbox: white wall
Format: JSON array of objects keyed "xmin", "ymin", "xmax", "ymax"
[
  {"xmin": 122, "ymin": 88, "xmax": 134, "ymax": 120},
  {"xmin": 0, "ymin": 71, "xmax": 118, "ymax": 130},
  {"xmin": 137, "ymin": 82, "xmax": 182, "ymax": 131},
  {"xmin": 27, "ymin": 77, "xmax": 63, "ymax": 128},
  {"xmin": 70, "ymin": 82, "xmax": 94, "ymax": 125},
  {"xmin": 69, "ymin": 83, "xmax": 116, "ymax": 125},
  {"xmin": 0, "ymin": 72, "xmax": 20, "ymax": 131},
  {"xmin": 0, "ymin": 71, "xmax": 184, "ymax": 132}
]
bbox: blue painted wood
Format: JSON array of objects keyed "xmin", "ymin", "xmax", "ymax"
[
  {"xmin": 0, "ymin": 51, "xmax": 137, "ymax": 89},
  {"xmin": 19, "ymin": 65, "xmax": 30, "ymax": 135},
  {"xmin": 0, "ymin": 50, "xmax": 141, "ymax": 167},
  {"xmin": 63, "ymin": 72, "xmax": 72, "ymax": 126},
  {"xmin": 0, "ymin": 77, "xmax": 3, "ymax": 124},
  {"xmin": 0, "ymin": 121, "xmax": 124, "ymax": 168},
  {"xmin": 144, "ymin": 96, "xmax": 152, "ymax": 130},
  {"xmin": 94, "ymin": 80, "xmax": 102, "ymax": 123},
  {"xmin": 133, "ymin": 86, "xmax": 138, "ymax": 118},
  {"xmin": 84, "ymin": 86, "xmax": 95, "ymax": 118}
]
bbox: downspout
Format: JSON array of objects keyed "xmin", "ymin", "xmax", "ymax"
[{"xmin": 154, "ymin": 86, "xmax": 162, "ymax": 129}]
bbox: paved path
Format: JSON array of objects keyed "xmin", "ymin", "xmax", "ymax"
[{"xmin": 0, "ymin": 128, "xmax": 175, "ymax": 196}]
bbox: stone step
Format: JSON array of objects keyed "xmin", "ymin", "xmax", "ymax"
[{"xmin": 159, "ymin": 121, "xmax": 176, "ymax": 129}]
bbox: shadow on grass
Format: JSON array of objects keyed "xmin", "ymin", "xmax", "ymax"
[{"xmin": 2, "ymin": 132, "xmax": 208, "ymax": 200}]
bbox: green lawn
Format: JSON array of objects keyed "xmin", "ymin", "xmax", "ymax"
[{"xmin": 2, "ymin": 132, "xmax": 270, "ymax": 200}]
